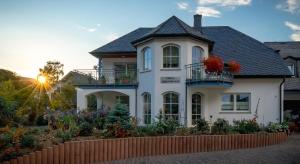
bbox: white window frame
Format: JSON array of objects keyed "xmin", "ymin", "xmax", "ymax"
[
  {"xmin": 287, "ymin": 64, "xmax": 295, "ymax": 76},
  {"xmin": 142, "ymin": 92, "xmax": 151, "ymax": 124},
  {"xmin": 162, "ymin": 44, "xmax": 180, "ymax": 69},
  {"xmin": 142, "ymin": 47, "xmax": 152, "ymax": 71},
  {"xmin": 221, "ymin": 93, "xmax": 251, "ymax": 113},
  {"xmin": 163, "ymin": 92, "xmax": 180, "ymax": 121}
]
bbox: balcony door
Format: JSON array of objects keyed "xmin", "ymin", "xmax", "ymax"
[
  {"xmin": 192, "ymin": 46, "xmax": 204, "ymax": 80},
  {"xmin": 114, "ymin": 63, "xmax": 136, "ymax": 84}
]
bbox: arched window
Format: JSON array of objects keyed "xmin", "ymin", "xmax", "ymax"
[
  {"xmin": 163, "ymin": 92, "xmax": 179, "ymax": 121},
  {"xmin": 192, "ymin": 93, "xmax": 202, "ymax": 125},
  {"xmin": 163, "ymin": 45, "xmax": 179, "ymax": 68},
  {"xmin": 143, "ymin": 93, "xmax": 151, "ymax": 124},
  {"xmin": 192, "ymin": 46, "xmax": 204, "ymax": 64},
  {"xmin": 142, "ymin": 47, "xmax": 152, "ymax": 71}
]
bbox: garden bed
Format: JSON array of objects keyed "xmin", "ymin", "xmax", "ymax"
[{"xmin": 3, "ymin": 132, "xmax": 288, "ymax": 164}]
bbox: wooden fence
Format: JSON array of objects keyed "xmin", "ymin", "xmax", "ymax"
[{"xmin": 4, "ymin": 132, "xmax": 287, "ymax": 164}]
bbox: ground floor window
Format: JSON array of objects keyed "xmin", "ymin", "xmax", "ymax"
[
  {"xmin": 143, "ymin": 93, "xmax": 151, "ymax": 124},
  {"xmin": 192, "ymin": 93, "xmax": 202, "ymax": 125},
  {"xmin": 163, "ymin": 92, "xmax": 179, "ymax": 121},
  {"xmin": 221, "ymin": 93, "xmax": 250, "ymax": 111},
  {"xmin": 116, "ymin": 95, "xmax": 129, "ymax": 107}
]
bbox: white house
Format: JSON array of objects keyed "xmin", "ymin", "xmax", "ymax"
[{"xmin": 75, "ymin": 15, "xmax": 291, "ymax": 127}]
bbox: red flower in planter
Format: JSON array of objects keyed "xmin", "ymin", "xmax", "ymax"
[
  {"xmin": 228, "ymin": 60, "xmax": 241, "ymax": 73},
  {"xmin": 203, "ymin": 55, "xmax": 224, "ymax": 73}
]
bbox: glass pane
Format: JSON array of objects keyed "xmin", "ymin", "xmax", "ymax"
[
  {"xmin": 221, "ymin": 94, "xmax": 234, "ymax": 111},
  {"xmin": 171, "ymin": 46, "xmax": 179, "ymax": 57},
  {"xmin": 171, "ymin": 93, "xmax": 178, "ymax": 103},
  {"xmin": 164, "ymin": 104, "xmax": 171, "ymax": 114},
  {"xmin": 236, "ymin": 94, "xmax": 250, "ymax": 111},
  {"xmin": 172, "ymin": 104, "xmax": 179, "ymax": 114},
  {"xmin": 192, "ymin": 47, "xmax": 203, "ymax": 64}
]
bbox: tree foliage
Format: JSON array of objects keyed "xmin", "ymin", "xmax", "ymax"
[{"xmin": 39, "ymin": 61, "xmax": 64, "ymax": 86}]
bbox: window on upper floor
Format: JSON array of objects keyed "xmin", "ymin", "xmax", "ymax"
[
  {"xmin": 221, "ymin": 93, "xmax": 250, "ymax": 112},
  {"xmin": 287, "ymin": 64, "xmax": 295, "ymax": 76},
  {"xmin": 163, "ymin": 45, "xmax": 180, "ymax": 68},
  {"xmin": 142, "ymin": 47, "xmax": 152, "ymax": 71},
  {"xmin": 192, "ymin": 46, "xmax": 204, "ymax": 64}
]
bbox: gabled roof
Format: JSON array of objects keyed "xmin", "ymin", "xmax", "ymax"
[
  {"xmin": 264, "ymin": 42, "xmax": 300, "ymax": 59},
  {"xmin": 90, "ymin": 28, "xmax": 153, "ymax": 57},
  {"xmin": 202, "ymin": 26, "xmax": 291, "ymax": 76},
  {"xmin": 131, "ymin": 16, "xmax": 213, "ymax": 45},
  {"xmin": 89, "ymin": 16, "xmax": 291, "ymax": 77}
]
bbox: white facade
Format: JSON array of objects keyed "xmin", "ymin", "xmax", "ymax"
[{"xmin": 76, "ymin": 37, "xmax": 284, "ymax": 126}]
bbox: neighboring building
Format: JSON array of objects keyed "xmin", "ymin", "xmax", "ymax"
[
  {"xmin": 265, "ymin": 42, "xmax": 300, "ymax": 122},
  {"xmin": 75, "ymin": 15, "xmax": 291, "ymax": 127}
]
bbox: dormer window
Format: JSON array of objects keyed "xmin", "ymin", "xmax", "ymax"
[
  {"xmin": 163, "ymin": 45, "xmax": 180, "ymax": 68},
  {"xmin": 287, "ymin": 64, "xmax": 295, "ymax": 76},
  {"xmin": 142, "ymin": 47, "xmax": 152, "ymax": 71}
]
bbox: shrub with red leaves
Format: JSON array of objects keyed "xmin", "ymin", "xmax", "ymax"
[
  {"xmin": 203, "ymin": 55, "xmax": 224, "ymax": 73},
  {"xmin": 228, "ymin": 60, "xmax": 241, "ymax": 73}
]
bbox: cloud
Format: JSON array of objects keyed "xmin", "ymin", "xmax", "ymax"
[
  {"xmin": 78, "ymin": 25, "xmax": 97, "ymax": 32},
  {"xmin": 285, "ymin": 21, "xmax": 300, "ymax": 41},
  {"xmin": 198, "ymin": 0, "xmax": 251, "ymax": 7},
  {"xmin": 177, "ymin": 2, "xmax": 189, "ymax": 10},
  {"xmin": 105, "ymin": 33, "xmax": 119, "ymax": 42},
  {"xmin": 196, "ymin": 6, "xmax": 221, "ymax": 17},
  {"xmin": 276, "ymin": 0, "xmax": 300, "ymax": 14}
]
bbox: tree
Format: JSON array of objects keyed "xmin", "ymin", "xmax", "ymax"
[
  {"xmin": 50, "ymin": 84, "xmax": 76, "ymax": 111},
  {"xmin": 39, "ymin": 61, "xmax": 64, "ymax": 86},
  {"xmin": 0, "ymin": 69, "xmax": 17, "ymax": 82}
]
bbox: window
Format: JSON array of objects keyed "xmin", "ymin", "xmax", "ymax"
[
  {"xmin": 221, "ymin": 93, "xmax": 250, "ymax": 112},
  {"xmin": 192, "ymin": 46, "xmax": 204, "ymax": 64},
  {"xmin": 163, "ymin": 45, "xmax": 179, "ymax": 68},
  {"xmin": 192, "ymin": 93, "xmax": 202, "ymax": 125},
  {"xmin": 116, "ymin": 95, "xmax": 129, "ymax": 107},
  {"xmin": 142, "ymin": 47, "xmax": 152, "ymax": 71},
  {"xmin": 163, "ymin": 92, "xmax": 179, "ymax": 121},
  {"xmin": 143, "ymin": 93, "xmax": 151, "ymax": 124},
  {"xmin": 287, "ymin": 64, "xmax": 295, "ymax": 76}
]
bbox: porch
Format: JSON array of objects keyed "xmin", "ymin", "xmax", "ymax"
[{"xmin": 76, "ymin": 88, "xmax": 136, "ymax": 116}]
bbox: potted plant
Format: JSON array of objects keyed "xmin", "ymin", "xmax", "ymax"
[
  {"xmin": 227, "ymin": 60, "xmax": 241, "ymax": 73},
  {"xmin": 99, "ymin": 75, "xmax": 106, "ymax": 84},
  {"xmin": 203, "ymin": 55, "xmax": 224, "ymax": 73}
]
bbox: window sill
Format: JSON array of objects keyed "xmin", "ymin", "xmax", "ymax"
[
  {"xmin": 160, "ymin": 68, "xmax": 181, "ymax": 71},
  {"xmin": 219, "ymin": 111, "xmax": 251, "ymax": 114},
  {"xmin": 140, "ymin": 70, "xmax": 151, "ymax": 73}
]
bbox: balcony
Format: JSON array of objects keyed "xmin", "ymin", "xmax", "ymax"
[
  {"xmin": 73, "ymin": 69, "xmax": 137, "ymax": 88},
  {"xmin": 185, "ymin": 63, "xmax": 233, "ymax": 87}
]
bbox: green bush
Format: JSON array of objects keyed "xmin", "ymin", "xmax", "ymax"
[
  {"xmin": 195, "ymin": 118, "xmax": 209, "ymax": 133},
  {"xmin": 233, "ymin": 119, "xmax": 260, "ymax": 134},
  {"xmin": 56, "ymin": 129, "xmax": 72, "ymax": 142},
  {"xmin": 175, "ymin": 127, "xmax": 192, "ymax": 136},
  {"xmin": 266, "ymin": 122, "xmax": 288, "ymax": 133},
  {"xmin": 155, "ymin": 118, "xmax": 179, "ymax": 135},
  {"xmin": 0, "ymin": 133, "xmax": 13, "ymax": 148},
  {"xmin": 79, "ymin": 121, "xmax": 93, "ymax": 136},
  {"xmin": 104, "ymin": 103, "xmax": 132, "ymax": 138},
  {"xmin": 212, "ymin": 118, "xmax": 231, "ymax": 134},
  {"xmin": 20, "ymin": 134, "xmax": 36, "ymax": 148}
]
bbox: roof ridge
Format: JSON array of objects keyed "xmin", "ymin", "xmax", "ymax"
[
  {"xmin": 147, "ymin": 16, "xmax": 175, "ymax": 35},
  {"xmin": 173, "ymin": 16, "xmax": 189, "ymax": 34}
]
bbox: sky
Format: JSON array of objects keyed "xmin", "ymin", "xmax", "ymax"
[{"xmin": 0, "ymin": 0, "xmax": 300, "ymax": 78}]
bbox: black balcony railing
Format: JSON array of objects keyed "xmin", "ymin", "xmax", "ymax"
[
  {"xmin": 73, "ymin": 69, "xmax": 137, "ymax": 85},
  {"xmin": 185, "ymin": 63, "xmax": 233, "ymax": 85}
]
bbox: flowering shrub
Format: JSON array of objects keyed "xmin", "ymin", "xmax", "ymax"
[
  {"xmin": 233, "ymin": 119, "xmax": 260, "ymax": 134},
  {"xmin": 228, "ymin": 60, "xmax": 241, "ymax": 73},
  {"xmin": 203, "ymin": 56, "xmax": 224, "ymax": 73}
]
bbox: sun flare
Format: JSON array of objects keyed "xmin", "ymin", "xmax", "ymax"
[{"xmin": 37, "ymin": 75, "xmax": 46, "ymax": 84}]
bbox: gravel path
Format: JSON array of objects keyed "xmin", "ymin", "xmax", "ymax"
[{"xmin": 101, "ymin": 134, "xmax": 300, "ymax": 164}]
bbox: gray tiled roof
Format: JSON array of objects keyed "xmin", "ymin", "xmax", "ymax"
[
  {"xmin": 90, "ymin": 17, "xmax": 291, "ymax": 77},
  {"xmin": 202, "ymin": 26, "xmax": 291, "ymax": 76},
  {"xmin": 90, "ymin": 28, "xmax": 153, "ymax": 56},
  {"xmin": 264, "ymin": 42, "xmax": 300, "ymax": 59},
  {"xmin": 285, "ymin": 78, "xmax": 300, "ymax": 91},
  {"xmin": 132, "ymin": 16, "xmax": 212, "ymax": 45}
]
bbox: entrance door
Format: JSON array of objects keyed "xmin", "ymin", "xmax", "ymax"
[{"xmin": 192, "ymin": 93, "xmax": 202, "ymax": 125}]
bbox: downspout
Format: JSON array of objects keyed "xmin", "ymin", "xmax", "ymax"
[
  {"xmin": 135, "ymin": 87, "xmax": 138, "ymax": 119},
  {"xmin": 185, "ymin": 85, "xmax": 187, "ymax": 126},
  {"xmin": 279, "ymin": 78, "xmax": 285, "ymax": 123}
]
